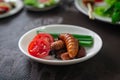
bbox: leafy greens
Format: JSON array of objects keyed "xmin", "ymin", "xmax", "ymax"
[{"xmin": 94, "ymin": 0, "xmax": 120, "ymax": 23}]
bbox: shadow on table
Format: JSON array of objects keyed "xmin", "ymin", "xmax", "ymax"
[{"xmin": 28, "ymin": 49, "xmax": 120, "ymax": 80}]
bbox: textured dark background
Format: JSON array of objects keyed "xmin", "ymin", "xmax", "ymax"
[{"xmin": 0, "ymin": 0, "xmax": 120, "ymax": 80}]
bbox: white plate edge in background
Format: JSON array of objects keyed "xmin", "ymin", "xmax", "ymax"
[{"xmin": 0, "ymin": 0, "xmax": 24, "ymax": 18}]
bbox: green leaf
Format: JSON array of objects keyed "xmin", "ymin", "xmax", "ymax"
[
  {"xmin": 24, "ymin": 0, "xmax": 37, "ymax": 6},
  {"xmin": 112, "ymin": 12, "xmax": 120, "ymax": 23},
  {"xmin": 103, "ymin": 4, "xmax": 114, "ymax": 16},
  {"xmin": 114, "ymin": 2, "xmax": 120, "ymax": 10},
  {"xmin": 104, "ymin": 0, "xmax": 117, "ymax": 5},
  {"xmin": 94, "ymin": 6, "xmax": 106, "ymax": 16}
]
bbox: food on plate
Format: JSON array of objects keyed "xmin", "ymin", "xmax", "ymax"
[
  {"xmin": 28, "ymin": 31, "xmax": 94, "ymax": 60},
  {"xmin": 28, "ymin": 33, "xmax": 54, "ymax": 58},
  {"xmin": 51, "ymin": 40, "xmax": 65, "ymax": 51},
  {"xmin": 24, "ymin": 0, "xmax": 59, "ymax": 9},
  {"xmin": 59, "ymin": 33, "xmax": 79, "ymax": 58},
  {"xmin": 0, "ymin": 0, "xmax": 15, "ymax": 14},
  {"xmin": 60, "ymin": 52, "xmax": 71, "ymax": 60},
  {"xmin": 53, "ymin": 48, "xmax": 67, "ymax": 59},
  {"xmin": 37, "ymin": 31, "xmax": 94, "ymax": 47},
  {"xmin": 76, "ymin": 46, "xmax": 86, "ymax": 58}
]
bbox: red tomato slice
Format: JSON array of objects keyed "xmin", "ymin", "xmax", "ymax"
[
  {"xmin": 0, "ymin": 6, "xmax": 10, "ymax": 11},
  {"xmin": 28, "ymin": 33, "xmax": 54, "ymax": 58},
  {"xmin": 28, "ymin": 39, "xmax": 50, "ymax": 58},
  {"xmin": 33, "ymin": 33, "xmax": 54, "ymax": 44},
  {"xmin": 0, "ymin": 6, "xmax": 10, "ymax": 14}
]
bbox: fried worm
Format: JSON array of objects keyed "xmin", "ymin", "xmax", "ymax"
[{"xmin": 59, "ymin": 33, "xmax": 79, "ymax": 58}]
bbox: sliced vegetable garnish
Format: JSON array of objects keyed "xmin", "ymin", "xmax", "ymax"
[
  {"xmin": 33, "ymin": 32, "xmax": 54, "ymax": 44},
  {"xmin": 28, "ymin": 39, "xmax": 50, "ymax": 58},
  {"xmin": 28, "ymin": 33, "xmax": 54, "ymax": 58}
]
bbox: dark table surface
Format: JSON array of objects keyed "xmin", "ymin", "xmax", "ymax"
[{"xmin": 0, "ymin": 0, "xmax": 120, "ymax": 80}]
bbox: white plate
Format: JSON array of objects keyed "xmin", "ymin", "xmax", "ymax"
[
  {"xmin": 24, "ymin": 0, "xmax": 61, "ymax": 11},
  {"xmin": 18, "ymin": 24, "xmax": 103, "ymax": 65},
  {"xmin": 74, "ymin": 0, "xmax": 112, "ymax": 23},
  {"xmin": 0, "ymin": 0, "xmax": 24, "ymax": 18}
]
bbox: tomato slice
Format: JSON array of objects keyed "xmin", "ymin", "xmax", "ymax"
[
  {"xmin": 28, "ymin": 39, "xmax": 50, "ymax": 58},
  {"xmin": 28, "ymin": 33, "xmax": 54, "ymax": 58},
  {"xmin": 33, "ymin": 33, "xmax": 54, "ymax": 44},
  {"xmin": 0, "ymin": 6, "xmax": 10, "ymax": 14}
]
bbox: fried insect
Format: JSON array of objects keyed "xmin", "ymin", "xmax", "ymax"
[
  {"xmin": 59, "ymin": 33, "xmax": 79, "ymax": 58},
  {"xmin": 50, "ymin": 40, "xmax": 65, "ymax": 51},
  {"xmin": 60, "ymin": 52, "xmax": 71, "ymax": 60},
  {"xmin": 55, "ymin": 49, "xmax": 67, "ymax": 59},
  {"xmin": 76, "ymin": 46, "xmax": 86, "ymax": 58}
]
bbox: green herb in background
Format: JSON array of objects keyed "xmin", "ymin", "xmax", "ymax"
[
  {"xmin": 104, "ymin": 0, "xmax": 117, "ymax": 5},
  {"xmin": 94, "ymin": 6, "xmax": 106, "ymax": 16},
  {"xmin": 94, "ymin": 0, "xmax": 120, "ymax": 23},
  {"xmin": 111, "ymin": 2, "xmax": 120, "ymax": 23},
  {"xmin": 24, "ymin": 0, "xmax": 37, "ymax": 6}
]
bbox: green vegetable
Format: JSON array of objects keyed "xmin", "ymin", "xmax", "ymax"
[
  {"xmin": 51, "ymin": 33, "xmax": 93, "ymax": 47},
  {"xmin": 24, "ymin": 0, "xmax": 36, "ymax": 6},
  {"xmin": 50, "ymin": 33, "xmax": 93, "ymax": 41},
  {"xmin": 111, "ymin": 2, "xmax": 120, "ymax": 23},
  {"xmin": 103, "ymin": 4, "xmax": 114, "ymax": 16},
  {"xmin": 94, "ymin": 6, "xmax": 106, "ymax": 16},
  {"xmin": 112, "ymin": 12, "xmax": 120, "ymax": 23},
  {"xmin": 24, "ymin": 0, "xmax": 59, "ymax": 8},
  {"xmin": 104, "ymin": 0, "xmax": 117, "ymax": 5},
  {"xmin": 79, "ymin": 41, "xmax": 93, "ymax": 47},
  {"xmin": 36, "ymin": 30, "xmax": 94, "ymax": 47},
  {"xmin": 94, "ymin": 0, "xmax": 120, "ymax": 23}
]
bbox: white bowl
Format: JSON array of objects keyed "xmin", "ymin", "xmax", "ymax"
[{"xmin": 18, "ymin": 24, "xmax": 103, "ymax": 65}]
